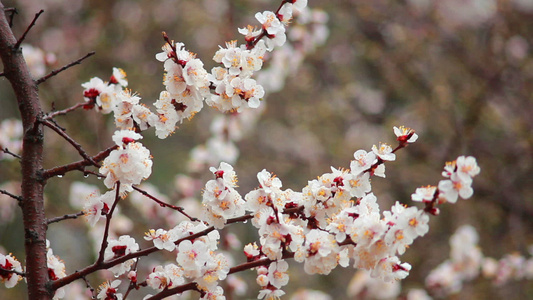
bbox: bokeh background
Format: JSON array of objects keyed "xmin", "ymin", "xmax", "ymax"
[{"xmin": 1, "ymin": 0, "xmax": 532, "ymax": 299}]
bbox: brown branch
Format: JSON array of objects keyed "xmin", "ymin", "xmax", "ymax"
[
  {"xmin": 42, "ymin": 145, "xmax": 117, "ymax": 179},
  {"xmin": 44, "ymin": 102, "xmax": 86, "ymax": 120},
  {"xmin": 132, "ymin": 186, "xmax": 200, "ymax": 222},
  {"xmin": 36, "ymin": 51, "xmax": 95, "ymax": 85},
  {"xmin": 14, "ymin": 9, "xmax": 43, "ymax": 50},
  {"xmin": 41, "ymin": 119, "xmax": 99, "ymax": 167},
  {"xmin": 46, "ymin": 211, "xmax": 84, "ymax": 225}
]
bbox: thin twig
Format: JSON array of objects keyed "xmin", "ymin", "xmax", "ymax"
[
  {"xmin": 1, "ymin": 147, "xmax": 21, "ymax": 159},
  {"xmin": 44, "ymin": 102, "xmax": 86, "ymax": 120},
  {"xmin": 42, "ymin": 145, "xmax": 116, "ymax": 179},
  {"xmin": 41, "ymin": 119, "xmax": 99, "ymax": 168},
  {"xmin": 81, "ymin": 276, "xmax": 96, "ymax": 298},
  {"xmin": 96, "ymin": 184, "xmax": 121, "ymax": 265},
  {"xmin": 36, "ymin": 52, "xmax": 95, "ymax": 85},
  {"xmin": 0, "ymin": 189, "xmax": 22, "ymax": 202},
  {"xmin": 14, "ymin": 9, "xmax": 44, "ymax": 49},
  {"xmin": 46, "ymin": 212, "xmax": 85, "ymax": 225},
  {"xmin": 123, "ymin": 258, "xmax": 143, "ymax": 299},
  {"xmin": 132, "ymin": 186, "xmax": 200, "ymax": 222}
]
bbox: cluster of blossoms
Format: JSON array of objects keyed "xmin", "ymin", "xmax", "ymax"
[
  {"xmin": 411, "ymin": 155, "xmax": 480, "ymax": 211},
  {"xmin": 99, "ymin": 130, "xmax": 153, "ymax": 192},
  {"xmin": 202, "ymin": 162, "xmax": 245, "ymax": 228},
  {"xmin": 0, "ymin": 119, "xmax": 23, "ymax": 160},
  {"xmin": 426, "ymin": 225, "xmax": 533, "ymax": 297},
  {"xmin": 187, "ymin": 126, "xmax": 478, "ymax": 298},
  {"xmin": 255, "ymin": 260, "xmax": 290, "ymax": 299},
  {"xmin": 28, "ymin": 1, "xmax": 491, "ymax": 299},
  {"xmin": 104, "ymin": 235, "xmax": 140, "ymax": 276},
  {"xmin": 143, "ymin": 221, "xmax": 229, "ymax": 299},
  {"xmin": 153, "ymin": 41, "xmax": 210, "ymax": 138},
  {"xmin": 189, "ymin": 5, "xmax": 329, "ymax": 171}
]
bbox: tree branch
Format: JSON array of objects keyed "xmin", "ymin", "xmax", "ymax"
[
  {"xmin": 46, "ymin": 211, "xmax": 84, "ymax": 225},
  {"xmin": 14, "ymin": 9, "xmax": 43, "ymax": 49},
  {"xmin": 44, "ymin": 102, "xmax": 86, "ymax": 120},
  {"xmin": 132, "ymin": 186, "xmax": 200, "ymax": 222},
  {"xmin": 42, "ymin": 145, "xmax": 116, "ymax": 179},
  {"xmin": 36, "ymin": 51, "xmax": 95, "ymax": 85},
  {"xmin": 41, "ymin": 119, "xmax": 99, "ymax": 168}
]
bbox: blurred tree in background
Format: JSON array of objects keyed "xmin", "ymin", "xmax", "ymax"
[{"xmin": 0, "ymin": 0, "xmax": 532, "ymax": 299}]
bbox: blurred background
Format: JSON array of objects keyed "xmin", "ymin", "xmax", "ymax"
[{"xmin": 0, "ymin": 0, "xmax": 532, "ymax": 299}]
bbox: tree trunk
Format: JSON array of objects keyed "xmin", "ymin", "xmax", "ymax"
[{"xmin": 0, "ymin": 2, "xmax": 51, "ymax": 299}]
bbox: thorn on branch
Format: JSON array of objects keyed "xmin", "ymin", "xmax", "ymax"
[
  {"xmin": 4, "ymin": 7, "xmax": 18, "ymax": 28},
  {"xmin": 36, "ymin": 51, "xmax": 95, "ymax": 85},
  {"xmin": 47, "ymin": 212, "xmax": 85, "ymax": 225},
  {"xmin": 14, "ymin": 9, "xmax": 44, "ymax": 50}
]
